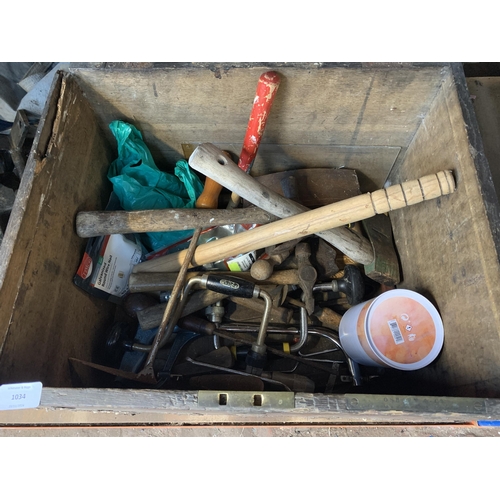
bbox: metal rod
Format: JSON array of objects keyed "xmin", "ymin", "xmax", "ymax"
[
  {"xmin": 140, "ymin": 228, "xmax": 202, "ymax": 376},
  {"xmin": 254, "ymin": 290, "xmax": 272, "ymax": 350},
  {"xmin": 290, "ymin": 296, "xmax": 308, "ymax": 353},
  {"xmin": 185, "ymin": 357, "xmax": 292, "ymax": 391}
]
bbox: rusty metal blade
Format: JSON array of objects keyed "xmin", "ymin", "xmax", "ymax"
[{"xmin": 68, "ymin": 358, "xmax": 158, "ymax": 385}]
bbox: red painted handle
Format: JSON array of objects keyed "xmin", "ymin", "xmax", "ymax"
[{"xmin": 238, "ymin": 71, "xmax": 281, "ymax": 173}]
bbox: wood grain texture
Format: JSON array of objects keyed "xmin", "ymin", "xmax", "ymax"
[
  {"xmin": 133, "ymin": 170, "xmax": 455, "ymax": 273},
  {"xmin": 1, "ymin": 425, "xmax": 498, "ymax": 437},
  {"xmin": 0, "ymin": 388, "xmax": 498, "ymax": 425},
  {"xmin": 76, "ymin": 206, "xmax": 278, "ymax": 238},
  {"xmin": 188, "ymin": 143, "xmax": 375, "ymax": 264},
  {"xmin": 0, "ymin": 73, "xmax": 116, "ymax": 387},
  {"xmin": 246, "ymin": 167, "xmax": 361, "ymax": 208},
  {"xmin": 182, "ymin": 143, "xmax": 401, "ymax": 193},
  {"xmin": 466, "ymin": 77, "xmax": 500, "ymax": 203},
  {"xmin": 389, "ymin": 66, "xmax": 500, "ymax": 398},
  {"xmin": 71, "ymin": 66, "xmax": 443, "ymax": 185}
]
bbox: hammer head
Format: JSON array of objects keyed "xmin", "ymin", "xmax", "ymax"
[{"xmin": 295, "ymin": 241, "xmax": 318, "ymax": 315}]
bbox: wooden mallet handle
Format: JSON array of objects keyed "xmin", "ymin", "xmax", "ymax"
[
  {"xmin": 132, "ymin": 170, "xmax": 455, "ymax": 273},
  {"xmin": 75, "ymin": 206, "xmax": 277, "ymax": 238}
]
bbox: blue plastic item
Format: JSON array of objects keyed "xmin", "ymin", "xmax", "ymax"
[
  {"xmin": 477, "ymin": 421, "xmax": 500, "ymax": 427},
  {"xmin": 107, "ymin": 120, "xmax": 204, "ymax": 251}
]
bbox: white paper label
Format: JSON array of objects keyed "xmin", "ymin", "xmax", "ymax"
[
  {"xmin": 93, "ymin": 234, "xmax": 142, "ymax": 297},
  {"xmin": 0, "ymin": 382, "xmax": 42, "ymax": 410}
]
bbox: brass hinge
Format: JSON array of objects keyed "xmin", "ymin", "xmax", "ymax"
[{"xmin": 197, "ymin": 391, "xmax": 295, "ymax": 410}]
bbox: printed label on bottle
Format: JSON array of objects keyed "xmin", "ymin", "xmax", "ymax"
[{"xmin": 226, "ymin": 252, "xmax": 256, "ymax": 272}]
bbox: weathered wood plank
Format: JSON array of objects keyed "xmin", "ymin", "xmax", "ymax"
[
  {"xmin": 466, "ymin": 77, "xmax": 500, "ymax": 203},
  {"xmin": 71, "ymin": 65, "xmax": 443, "ymax": 187},
  {"xmin": 0, "ymin": 425, "xmax": 497, "ymax": 437},
  {"xmin": 0, "ymin": 73, "xmax": 117, "ymax": 387},
  {"xmin": 0, "ymin": 388, "xmax": 498, "ymax": 425},
  {"xmin": 389, "ymin": 65, "xmax": 500, "ymax": 397},
  {"xmin": 182, "ymin": 143, "xmax": 401, "ymax": 192}
]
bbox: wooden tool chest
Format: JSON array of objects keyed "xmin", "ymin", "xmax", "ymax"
[{"xmin": 1, "ymin": 62, "xmax": 500, "ymax": 425}]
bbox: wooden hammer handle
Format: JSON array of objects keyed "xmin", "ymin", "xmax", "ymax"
[
  {"xmin": 75, "ymin": 206, "xmax": 277, "ymax": 238},
  {"xmin": 132, "ymin": 170, "xmax": 455, "ymax": 273},
  {"xmin": 195, "ymin": 150, "xmax": 234, "ymax": 209},
  {"xmin": 190, "ymin": 143, "xmax": 374, "ymax": 264}
]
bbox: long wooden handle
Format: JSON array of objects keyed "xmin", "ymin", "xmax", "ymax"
[
  {"xmin": 191, "ymin": 143, "xmax": 375, "ymax": 264},
  {"xmin": 75, "ymin": 206, "xmax": 278, "ymax": 238},
  {"xmin": 132, "ymin": 170, "xmax": 455, "ymax": 273},
  {"xmin": 227, "ymin": 71, "xmax": 281, "ymax": 209}
]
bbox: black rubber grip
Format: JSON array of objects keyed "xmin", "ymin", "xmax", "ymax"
[{"xmin": 205, "ymin": 275, "xmax": 256, "ymax": 298}]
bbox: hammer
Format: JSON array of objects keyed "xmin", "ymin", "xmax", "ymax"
[
  {"xmin": 132, "ymin": 168, "xmax": 456, "ymax": 274},
  {"xmin": 188, "ymin": 143, "xmax": 375, "ymax": 264}
]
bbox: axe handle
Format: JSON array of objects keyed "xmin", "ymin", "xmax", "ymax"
[
  {"xmin": 190, "ymin": 143, "xmax": 375, "ymax": 264},
  {"xmin": 132, "ymin": 169, "xmax": 455, "ymax": 274}
]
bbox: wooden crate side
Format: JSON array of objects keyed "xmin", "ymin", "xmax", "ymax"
[
  {"xmin": 466, "ymin": 77, "xmax": 500, "ymax": 204},
  {"xmin": 0, "ymin": 388, "xmax": 498, "ymax": 425},
  {"xmin": 389, "ymin": 66, "xmax": 500, "ymax": 398},
  {"xmin": 0, "ymin": 74, "xmax": 63, "ymax": 354},
  {"xmin": 0, "ymin": 74, "xmax": 116, "ymax": 387},
  {"xmin": 70, "ymin": 65, "xmax": 445, "ymax": 191}
]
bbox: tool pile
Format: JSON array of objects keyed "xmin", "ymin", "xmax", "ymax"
[{"xmin": 70, "ymin": 71, "xmax": 456, "ymax": 394}]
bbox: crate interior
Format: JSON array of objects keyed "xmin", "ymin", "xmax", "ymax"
[{"xmin": 1, "ymin": 63, "xmax": 499, "ymax": 398}]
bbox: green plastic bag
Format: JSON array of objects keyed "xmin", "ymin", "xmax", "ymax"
[{"xmin": 107, "ymin": 120, "xmax": 204, "ymax": 252}]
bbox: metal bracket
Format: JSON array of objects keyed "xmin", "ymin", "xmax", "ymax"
[{"xmin": 198, "ymin": 390, "xmax": 295, "ymax": 410}]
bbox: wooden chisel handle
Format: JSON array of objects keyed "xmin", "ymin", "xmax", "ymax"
[
  {"xmin": 132, "ymin": 169, "xmax": 456, "ymax": 274},
  {"xmin": 227, "ymin": 71, "xmax": 281, "ymax": 209},
  {"xmin": 195, "ymin": 177, "xmax": 224, "ymax": 209},
  {"xmin": 195, "ymin": 151, "xmax": 233, "ymax": 209}
]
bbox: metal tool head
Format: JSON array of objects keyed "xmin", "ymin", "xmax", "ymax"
[{"xmin": 68, "ymin": 357, "xmax": 159, "ymax": 385}]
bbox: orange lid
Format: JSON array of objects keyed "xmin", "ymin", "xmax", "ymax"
[{"xmin": 366, "ymin": 290, "xmax": 443, "ymax": 369}]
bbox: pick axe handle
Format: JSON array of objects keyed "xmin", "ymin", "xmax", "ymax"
[
  {"xmin": 190, "ymin": 143, "xmax": 374, "ymax": 264},
  {"xmin": 132, "ymin": 169, "xmax": 455, "ymax": 274}
]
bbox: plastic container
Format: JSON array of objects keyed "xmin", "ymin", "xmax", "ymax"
[{"xmin": 339, "ymin": 289, "xmax": 444, "ymax": 370}]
